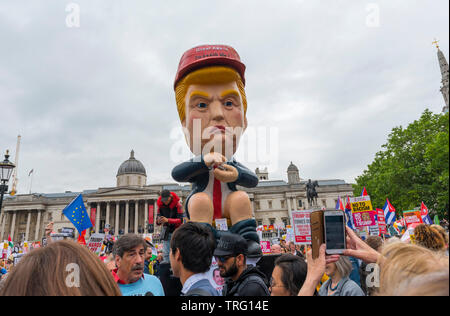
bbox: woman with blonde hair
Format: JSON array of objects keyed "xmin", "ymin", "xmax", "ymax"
[
  {"xmin": 0, "ymin": 240, "xmax": 121, "ymax": 296},
  {"xmin": 376, "ymin": 242, "xmax": 449, "ymax": 296},
  {"xmin": 318, "ymin": 256, "xmax": 365, "ymax": 296}
]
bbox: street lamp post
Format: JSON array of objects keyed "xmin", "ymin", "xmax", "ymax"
[{"xmin": 0, "ymin": 150, "xmax": 16, "ymax": 224}]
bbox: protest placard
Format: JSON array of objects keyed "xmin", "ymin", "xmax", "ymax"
[
  {"xmin": 260, "ymin": 241, "xmax": 271, "ymax": 254},
  {"xmin": 403, "ymin": 210, "xmax": 423, "ymax": 228},
  {"xmin": 291, "ymin": 210, "xmax": 312, "ymax": 245},
  {"xmin": 368, "ymin": 224, "xmax": 380, "ymax": 236},
  {"xmin": 352, "ymin": 210, "xmax": 377, "ymax": 228},
  {"xmin": 87, "ymin": 233, "xmax": 105, "ymax": 255},
  {"xmin": 376, "ymin": 208, "xmax": 387, "ymax": 235},
  {"xmin": 215, "ymin": 218, "xmax": 228, "ymax": 231},
  {"xmin": 349, "ymin": 196, "xmax": 374, "ymax": 213},
  {"xmin": 207, "ymin": 257, "xmax": 225, "ymax": 293},
  {"xmin": 356, "ymin": 227, "xmax": 368, "ymax": 240},
  {"xmin": 285, "ymin": 228, "xmax": 295, "ymax": 243}
]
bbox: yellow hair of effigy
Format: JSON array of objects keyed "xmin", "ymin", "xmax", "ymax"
[{"xmin": 175, "ymin": 66, "xmax": 247, "ymax": 123}]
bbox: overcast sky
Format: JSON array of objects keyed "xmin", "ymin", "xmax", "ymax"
[{"xmin": 0, "ymin": 0, "xmax": 448, "ymax": 194}]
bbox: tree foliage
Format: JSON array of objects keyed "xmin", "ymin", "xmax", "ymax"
[{"xmin": 353, "ymin": 110, "xmax": 449, "ymax": 220}]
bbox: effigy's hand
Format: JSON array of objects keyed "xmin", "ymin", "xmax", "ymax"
[
  {"xmin": 204, "ymin": 152, "xmax": 227, "ymax": 168},
  {"xmin": 214, "ymin": 164, "xmax": 238, "ymax": 183}
]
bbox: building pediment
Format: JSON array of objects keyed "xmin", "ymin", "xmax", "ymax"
[{"xmin": 94, "ymin": 187, "xmax": 153, "ymax": 196}]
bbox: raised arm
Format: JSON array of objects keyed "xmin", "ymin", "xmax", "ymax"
[
  {"xmin": 171, "ymin": 156, "xmax": 209, "ymax": 183},
  {"xmin": 228, "ymin": 161, "xmax": 259, "ymax": 188}
]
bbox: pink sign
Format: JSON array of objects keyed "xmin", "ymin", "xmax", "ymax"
[
  {"xmin": 353, "ymin": 211, "xmax": 376, "ymax": 228},
  {"xmin": 260, "ymin": 241, "xmax": 271, "ymax": 254}
]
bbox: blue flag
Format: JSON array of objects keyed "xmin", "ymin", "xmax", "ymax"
[{"xmin": 63, "ymin": 194, "xmax": 92, "ymax": 234}]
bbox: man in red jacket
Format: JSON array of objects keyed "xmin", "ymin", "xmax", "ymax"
[{"xmin": 156, "ymin": 190, "xmax": 184, "ymax": 264}]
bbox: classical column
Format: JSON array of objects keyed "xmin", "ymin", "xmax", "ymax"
[
  {"xmin": 115, "ymin": 202, "xmax": 120, "ymax": 237},
  {"xmin": 287, "ymin": 198, "xmax": 293, "ymax": 226},
  {"xmin": 134, "ymin": 201, "xmax": 139, "ymax": 234},
  {"xmin": 125, "ymin": 201, "xmax": 129, "ymax": 234},
  {"xmin": 10, "ymin": 212, "xmax": 16, "ymax": 241},
  {"xmin": 144, "ymin": 200, "xmax": 148, "ymax": 230},
  {"xmin": 0, "ymin": 212, "xmax": 6, "ymax": 240},
  {"xmin": 95, "ymin": 202, "xmax": 101, "ymax": 233},
  {"xmin": 85, "ymin": 203, "xmax": 91, "ymax": 239},
  {"xmin": 25, "ymin": 211, "xmax": 32, "ymax": 241},
  {"xmin": 35, "ymin": 211, "xmax": 42, "ymax": 241},
  {"xmin": 106, "ymin": 202, "xmax": 110, "ymax": 227}
]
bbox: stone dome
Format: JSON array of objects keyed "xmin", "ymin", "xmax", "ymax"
[
  {"xmin": 117, "ymin": 150, "xmax": 147, "ymax": 177},
  {"xmin": 287, "ymin": 162, "xmax": 299, "ymax": 172}
]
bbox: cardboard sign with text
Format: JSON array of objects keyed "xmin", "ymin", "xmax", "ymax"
[
  {"xmin": 376, "ymin": 208, "xmax": 387, "ymax": 235},
  {"xmin": 260, "ymin": 241, "xmax": 271, "ymax": 254},
  {"xmin": 368, "ymin": 224, "xmax": 380, "ymax": 236},
  {"xmin": 352, "ymin": 211, "xmax": 377, "ymax": 228},
  {"xmin": 286, "ymin": 228, "xmax": 295, "ymax": 243},
  {"xmin": 403, "ymin": 210, "xmax": 423, "ymax": 228},
  {"xmin": 215, "ymin": 218, "xmax": 228, "ymax": 231},
  {"xmin": 291, "ymin": 210, "xmax": 312, "ymax": 245},
  {"xmin": 349, "ymin": 196, "xmax": 374, "ymax": 213},
  {"xmin": 87, "ymin": 233, "xmax": 105, "ymax": 255}
]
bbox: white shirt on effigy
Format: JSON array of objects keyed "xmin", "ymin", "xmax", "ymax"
[{"xmin": 204, "ymin": 169, "xmax": 232, "ymax": 217}]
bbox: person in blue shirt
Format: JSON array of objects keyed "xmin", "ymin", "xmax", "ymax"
[{"xmin": 112, "ymin": 234, "xmax": 164, "ymax": 296}]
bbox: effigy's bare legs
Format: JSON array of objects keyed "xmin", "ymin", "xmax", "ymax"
[
  {"xmin": 187, "ymin": 192, "xmax": 214, "ymax": 223},
  {"xmin": 223, "ymin": 191, "xmax": 253, "ymax": 225}
]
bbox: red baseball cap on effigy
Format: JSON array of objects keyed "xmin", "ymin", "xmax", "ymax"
[{"xmin": 173, "ymin": 44, "xmax": 246, "ymax": 89}]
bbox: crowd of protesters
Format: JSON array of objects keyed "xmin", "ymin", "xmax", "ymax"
[{"xmin": 0, "ymin": 188, "xmax": 448, "ymax": 297}]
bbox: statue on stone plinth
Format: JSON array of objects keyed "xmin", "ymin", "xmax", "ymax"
[{"xmin": 306, "ymin": 179, "xmax": 319, "ymax": 206}]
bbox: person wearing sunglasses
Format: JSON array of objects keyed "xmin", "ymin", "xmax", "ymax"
[{"xmin": 214, "ymin": 233, "xmax": 270, "ymax": 296}]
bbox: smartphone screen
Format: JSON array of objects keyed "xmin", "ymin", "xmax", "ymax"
[{"xmin": 325, "ymin": 214, "xmax": 345, "ymax": 251}]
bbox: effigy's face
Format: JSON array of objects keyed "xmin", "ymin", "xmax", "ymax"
[{"xmin": 182, "ymin": 81, "xmax": 247, "ymax": 158}]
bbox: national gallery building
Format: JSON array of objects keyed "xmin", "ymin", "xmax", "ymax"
[{"xmin": 1, "ymin": 151, "xmax": 354, "ymax": 243}]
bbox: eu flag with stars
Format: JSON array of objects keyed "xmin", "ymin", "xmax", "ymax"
[{"xmin": 63, "ymin": 194, "xmax": 92, "ymax": 234}]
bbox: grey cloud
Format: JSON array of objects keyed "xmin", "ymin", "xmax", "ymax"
[{"xmin": 0, "ymin": 0, "xmax": 448, "ymax": 193}]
